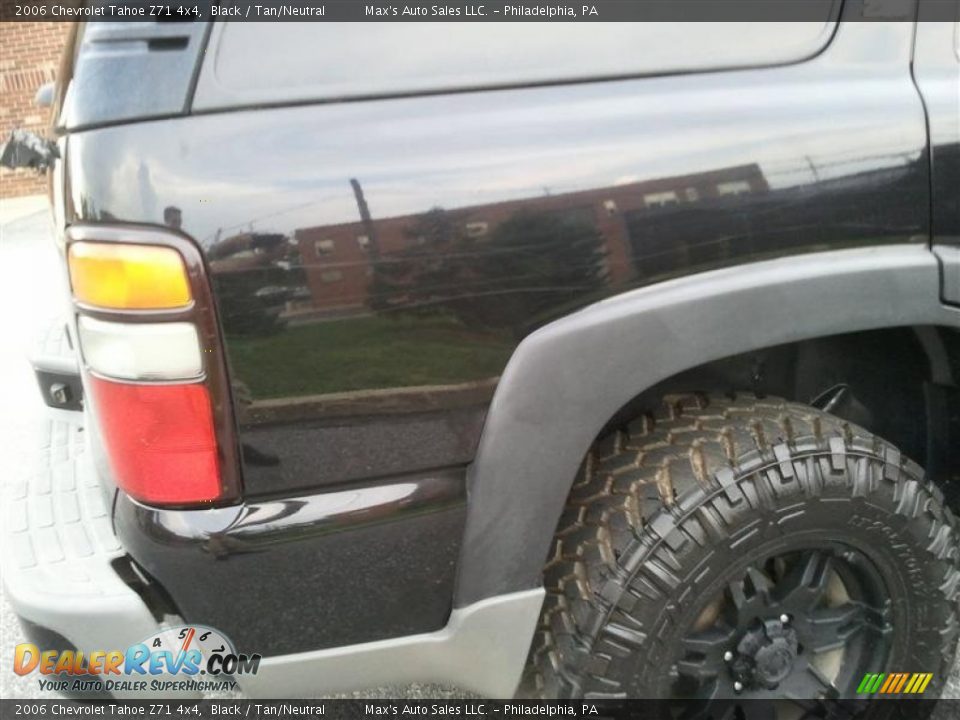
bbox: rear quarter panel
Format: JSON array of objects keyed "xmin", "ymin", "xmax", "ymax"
[{"xmin": 66, "ymin": 20, "xmax": 928, "ymax": 499}]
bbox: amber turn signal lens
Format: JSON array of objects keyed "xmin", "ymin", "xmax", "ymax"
[{"xmin": 68, "ymin": 241, "xmax": 192, "ymax": 310}]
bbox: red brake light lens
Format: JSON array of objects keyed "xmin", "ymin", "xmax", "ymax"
[{"xmin": 89, "ymin": 377, "xmax": 221, "ymax": 505}]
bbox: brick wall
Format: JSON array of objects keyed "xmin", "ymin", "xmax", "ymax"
[{"xmin": 0, "ymin": 21, "xmax": 71, "ymax": 199}]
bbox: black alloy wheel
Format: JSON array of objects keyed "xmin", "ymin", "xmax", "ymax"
[
  {"xmin": 675, "ymin": 546, "xmax": 891, "ymax": 700},
  {"xmin": 524, "ymin": 393, "xmax": 960, "ymax": 713}
]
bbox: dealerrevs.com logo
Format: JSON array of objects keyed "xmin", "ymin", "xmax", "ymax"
[{"xmin": 13, "ymin": 625, "xmax": 260, "ymax": 695}]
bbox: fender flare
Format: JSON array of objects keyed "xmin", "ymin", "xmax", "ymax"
[{"xmin": 454, "ymin": 244, "xmax": 960, "ymax": 606}]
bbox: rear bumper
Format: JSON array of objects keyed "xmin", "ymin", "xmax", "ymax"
[
  {"xmin": 5, "ymin": 325, "xmax": 535, "ymax": 697},
  {"xmin": 240, "ymin": 588, "xmax": 543, "ymax": 699},
  {"xmin": 2, "ymin": 413, "xmax": 160, "ymax": 663},
  {"xmin": 113, "ymin": 468, "xmax": 468, "ymax": 658},
  {"xmin": 3, "ymin": 398, "xmax": 542, "ymax": 700}
]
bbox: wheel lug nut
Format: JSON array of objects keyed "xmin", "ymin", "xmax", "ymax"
[
  {"xmin": 723, "ymin": 651, "xmax": 734, "ymax": 662},
  {"xmin": 780, "ymin": 613, "xmax": 790, "ymax": 624},
  {"xmin": 733, "ymin": 681, "xmax": 744, "ymax": 693}
]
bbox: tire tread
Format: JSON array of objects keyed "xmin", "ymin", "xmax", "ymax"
[{"xmin": 524, "ymin": 393, "xmax": 960, "ymax": 698}]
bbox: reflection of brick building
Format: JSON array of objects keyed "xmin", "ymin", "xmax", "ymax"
[
  {"xmin": 294, "ymin": 164, "xmax": 769, "ymax": 315},
  {"xmin": 0, "ymin": 22, "xmax": 71, "ymax": 198}
]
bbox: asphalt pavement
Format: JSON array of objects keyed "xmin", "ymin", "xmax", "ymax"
[{"xmin": 2, "ymin": 198, "xmax": 960, "ymax": 711}]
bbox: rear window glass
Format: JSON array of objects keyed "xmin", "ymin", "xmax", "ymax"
[{"xmin": 195, "ymin": 21, "xmax": 837, "ymax": 110}]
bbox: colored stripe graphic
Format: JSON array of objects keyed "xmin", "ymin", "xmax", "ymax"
[
  {"xmin": 904, "ymin": 674, "xmax": 921, "ymax": 694},
  {"xmin": 879, "ymin": 674, "xmax": 898, "ymax": 693},
  {"xmin": 893, "ymin": 673, "xmax": 909, "ymax": 693},
  {"xmin": 858, "ymin": 672, "xmax": 933, "ymax": 695}
]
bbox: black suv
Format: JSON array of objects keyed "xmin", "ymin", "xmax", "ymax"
[{"xmin": 5, "ymin": 6, "xmax": 960, "ymax": 701}]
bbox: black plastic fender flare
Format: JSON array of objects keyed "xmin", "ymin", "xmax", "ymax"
[{"xmin": 454, "ymin": 244, "xmax": 960, "ymax": 606}]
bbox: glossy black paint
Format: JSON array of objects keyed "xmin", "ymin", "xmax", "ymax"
[
  {"xmin": 112, "ymin": 469, "xmax": 466, "ymax": 655},
  {"xmin": 55, "ymin": 16, "xmax": 945, "ymax": 653},
  {"xmin": 66, "ymin": 20, "xmax": 930, "ymax": 500},
  {"xmin": 913, "ymin": 13, "xmax": 960, "ymax": 251}
]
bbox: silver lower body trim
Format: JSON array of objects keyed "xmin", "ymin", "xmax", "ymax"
[{"xmin": 238, "ymin": 588, "xmax": 544, "ymax": 698}]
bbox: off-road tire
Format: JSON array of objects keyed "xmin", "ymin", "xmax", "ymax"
[{"xmin": 524, "ymin": 393, "xmax": 960, "ymax": 700}]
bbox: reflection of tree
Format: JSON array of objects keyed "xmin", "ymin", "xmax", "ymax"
[
  {"xmin": 369, "ymin": 207, "xmax": 469, "ymax": 313},
  {"xmin": 368, "ymin": 207, "xmax": 466, "ymax": 312},
  {"xmin": 209, "ymin": 232, "xmax": 307, "ymax": 336},
  {"xmin": 371, "ymin": 207, "xmax": 607, "ymax": 335}
]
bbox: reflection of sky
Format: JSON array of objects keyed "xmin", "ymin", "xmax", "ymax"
[
  {"xmin": 147, "ymin": 482, "xmax": 420, "ymax": 537},
  {"xmin": 74, "ymin": 44, "xmax": 924, "ymax": 246},
  {"xmin": 206, "ymin": 21, "xmax": 834, "ymax": 103}
]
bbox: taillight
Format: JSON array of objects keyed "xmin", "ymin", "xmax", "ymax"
[
  {"xmin": 67, "ymin": 226, "xmax": 240, "ymax": 508},
  {"xmin": 87, "ymin": 379, "xmax": 221, "ymax": 505},
  {"xmin": 77, "ymin": 317, "xmax": 203, "ymax": 381},
  {"xmin": 68, "ymin": 241, "xmax": 192, "ymax": 310}
]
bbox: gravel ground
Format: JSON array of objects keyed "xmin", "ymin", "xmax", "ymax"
[{"xmin": 2, "ymin": 200, "xmax": 959, "ymax": 710}]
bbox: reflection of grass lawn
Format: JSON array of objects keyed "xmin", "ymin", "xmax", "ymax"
[{"xmin": 227, "ymin": 313, "xmax": 516, "ymax": 399}]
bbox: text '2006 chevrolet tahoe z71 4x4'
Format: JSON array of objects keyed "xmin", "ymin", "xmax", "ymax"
[{"xmin": 5, "ymin": 6, "xmax": 960, "ymax": 703}]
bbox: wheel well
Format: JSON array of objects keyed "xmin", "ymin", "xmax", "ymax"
[{"xmin": 603, "ymin": 325, "xmax": 960, "ymax": 506}]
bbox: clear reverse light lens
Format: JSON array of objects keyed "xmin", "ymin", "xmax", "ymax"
[{"xmin": 78, "ymin": 317, "xmax": 204, "ymax": 381}]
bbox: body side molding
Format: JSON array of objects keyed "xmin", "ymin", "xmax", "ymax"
[{"xmin": 455, "ymin": 245, "xmax": 960, "ymax": 606}]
